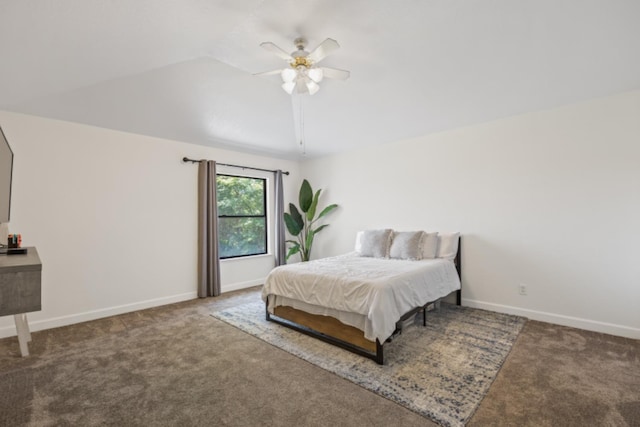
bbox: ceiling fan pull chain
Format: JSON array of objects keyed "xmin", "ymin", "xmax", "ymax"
[{"xmin": 299, "ymin": 96, "xmax": 306, "ymax": 155}]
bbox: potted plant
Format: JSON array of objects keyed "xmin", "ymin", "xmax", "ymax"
[{"xmin": 284, "ymin": 179, "xmax": 338, "ymax": 262}]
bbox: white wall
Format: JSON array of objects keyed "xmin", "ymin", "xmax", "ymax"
[
  {"xmin": 2, "ymin": 91, "xmax": 638, "ymax": 341},
  {"xmin": 0, "ymin": 112, "xmax": 299, "ymax": 338},
  {"xmin": 303, "ymin": 90, "xmax": 640, "ymax": 339}
]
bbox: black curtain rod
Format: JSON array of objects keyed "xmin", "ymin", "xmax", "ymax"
[{"xmin": 182, "ymin": 157, "xmax": 289, "ymax": 175}]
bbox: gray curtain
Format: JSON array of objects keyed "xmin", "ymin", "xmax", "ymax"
[
  {"xmin": 197, "ymin": 160, "xmax": 221, "ymax": 297},
  {"xmin": 274, "ymin": 169, "xmax": 286, "ymax": 266}
]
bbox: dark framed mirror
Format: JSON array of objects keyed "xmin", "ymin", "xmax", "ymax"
[{"xmin": 0, "ymin": 125, "xmax": 14, "ymax": 224}]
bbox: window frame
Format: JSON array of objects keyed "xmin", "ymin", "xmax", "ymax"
[{"xmin": 216, "ymin": 173, "xmax": 268, "ymax": 260}]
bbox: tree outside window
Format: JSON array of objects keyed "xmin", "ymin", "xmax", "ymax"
[{"xmin": 217, "ymin": 174, "xmax": 267, "ymax": 259}]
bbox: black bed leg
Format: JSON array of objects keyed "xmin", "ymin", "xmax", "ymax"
[
  {"xmin": 375, "ymin": 340, "xmax": 384, "ymax": 365},
  {"xmin": 455, "ymin": 236, "xmax": 462, "ymax": 307},
  {"xmin": 422, "ymin": 307, "xmax": 427, "ymax": 326}
]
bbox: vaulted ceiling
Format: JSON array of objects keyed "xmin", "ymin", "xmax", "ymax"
[{"xmin": 1, "ymin": 1, "xmax": 639, "ymax": 159}]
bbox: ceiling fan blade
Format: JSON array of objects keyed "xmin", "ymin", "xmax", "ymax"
[
  {"xmin": 260, "ymin": 42, "xmax": 293, "ymax": 61},
  {"xmin": 320, "ymin": 67, "xmax": 350, "ymax": 80},
  {"xmin": 253, "ymin": 69, "xmax": 284, "ymax": 77},
  {"xmin": 308, "ymin": 68, "xmax": 323, "ymax": 83},
  {"xmin": 307, "ymin": 38, "xmax": 340, "ymax": 63}
]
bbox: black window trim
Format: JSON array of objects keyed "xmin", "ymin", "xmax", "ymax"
[{"xmin": 217, "ymin": 173, "xmax": 268, "ymax": 260}]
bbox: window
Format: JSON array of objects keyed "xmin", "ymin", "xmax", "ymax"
[{"xmin": 216, "ymin": 174, "xmax": 267, "ymax": 259}]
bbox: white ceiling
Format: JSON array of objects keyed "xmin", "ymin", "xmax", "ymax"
[{"xmin": 1, "ymin": 1, "xmax": 639, "ymax": 159}]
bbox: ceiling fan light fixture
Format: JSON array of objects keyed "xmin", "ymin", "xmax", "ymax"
[
  {"xmin": 282, "ymin": 82, "xmax": 296, "ymax": 94},
  {"xmin": 306, "ymin": 80, "xmax": 320, "ymax": 95},
  {"xmin": 281, "ymin": 68, "xmax": 297, "ymax": 83},
  {"xmin": 295, "ymin": 80, "xmax": 309, "ymax": 94}
]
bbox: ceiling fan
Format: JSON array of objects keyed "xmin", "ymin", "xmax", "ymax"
[{"xmin": 255, "ymin": 37, "xmax": 350, "ymax": 95}]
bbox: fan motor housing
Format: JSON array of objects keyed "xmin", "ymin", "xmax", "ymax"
[{"xmin": 292, "ymin": 57, "xmax": 312, "ymax": 68}]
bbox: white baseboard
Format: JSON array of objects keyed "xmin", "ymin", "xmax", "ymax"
[
  {"xmin": 0, "ymin": 292, "xmax": 197, "ymax": 339},
  {"xmin": 462, "ymin": 298, "xmax": 640, "ymax": 340},
  {"xmin": 0, "ymin": 280, "xmax": 265, "ymax": 339},
  {"xmin": 222, "ymin": 278, "xmax": 264, "ymax": 293}
]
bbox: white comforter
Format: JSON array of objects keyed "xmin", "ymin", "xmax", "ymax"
[{"xmin": 262, "ymin": 253, "xmax": 461, "ymax": 342}]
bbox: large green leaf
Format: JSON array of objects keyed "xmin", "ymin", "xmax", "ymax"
[
  {"xmin": 284, "ymin": 212, "xmax": 302, "ymax": 236},
  {"xmin": 317, "ymin": 203, "xmax": 338, "ymax": 219},
  {"xmin": 306, "ymin": 189, "xmax": 321, "ymax": 221},
  {"xmin": 299, "ymin": 180, "xmax": 313, "ymax": 213},
  {"xmin": 289, "ymin": 203, "xmax": 304, "ymax": 228},
  {"xmin": 312, "ymin": 224, "xmax": 329, "ymax": 235},
  {"xmin": 286, "ymin": 244, "xmax": 300, "ymax": 260}
]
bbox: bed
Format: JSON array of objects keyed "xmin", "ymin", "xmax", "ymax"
[{"xmin": 262, "ymin": 230, "xmax": 461, "ymax": 364}]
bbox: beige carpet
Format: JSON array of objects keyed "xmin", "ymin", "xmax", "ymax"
[{"xmin": 1, "ymin": 287, "xmax": 639, "ymax": 426}]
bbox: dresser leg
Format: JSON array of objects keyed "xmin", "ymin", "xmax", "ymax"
[{"xmin": 14, "ymin": 313, "xmax": 31, "ymax": 357}]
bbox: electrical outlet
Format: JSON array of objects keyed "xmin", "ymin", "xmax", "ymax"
[{"xmin": 518, "ymin": 284, "xmax": 527, "ymax": 295}]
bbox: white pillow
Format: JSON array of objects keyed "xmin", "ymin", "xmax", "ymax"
[
  {"xmin": 436, "ymin": 232, "xmax": 460, "ymax": 260},
  {"xmin": 389, "ymin": 231, "xmax": 424, "ymax": 260},
  {"xmin": 358, "ymin": 229, "xmax": 392, "ymax": 258},
  {"xmin": 354, "ymin": 231, "xmax": 364, "ymax": 253},
  {"xmin": 421, "ymin": 232, "xmax": 439, "ymax": 259}
]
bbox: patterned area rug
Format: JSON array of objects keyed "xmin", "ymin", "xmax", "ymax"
[{"xmin": 211, "ymin": 301, "xmax": 526, "ymax": 427}]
